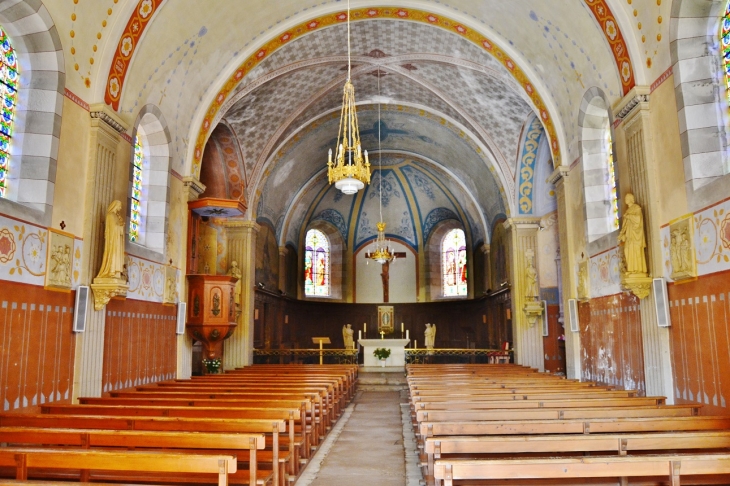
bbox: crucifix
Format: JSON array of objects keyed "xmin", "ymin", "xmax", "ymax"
[{"xmin": 367, "ymin": 253, "xmax": 406, "ymax": 303}]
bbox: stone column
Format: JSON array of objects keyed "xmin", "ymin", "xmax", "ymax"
[
  {"xmin": 504, "ymin": 217, "xmax": 544, "ymax": 371},
  {"xmin": 72, "ymin": 105, "xmax": 127, "ymax": 401},
  {"xmin": 550, "ymin": 166, "xmax": 581, "ymax": 379},
  {"xmin": 223, "ymin": 221, "xmax": 260, "ymax": 368},
  {"xmin": 614, "ymin": 87, "xmax": 674, "ymax": 402},
  {"xmin": 278, "ymin": 246, "xmax": 288, "ymax": 294},
  {"xmin": 175, "ymin": 176, "xmax": 206, "ymax": 379}
]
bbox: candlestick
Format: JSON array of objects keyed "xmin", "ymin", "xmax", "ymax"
[
  {"xmin": 363, "ymin": 322, "xmax": 366, "ymax": 332},
  {"xmin": 406, "ymin": 329, "xmax": 409, "ymax": 340},
  {"xmin": 380, "ymin": 331, "xmax": 384, "ymax": 340},
  {"xmin": 401, "ymin": 322, "xmax": 404, "ymax": 332},
  {"xmin": 358, "ymin": 330, "xmax": 362, "ymax": 341}
]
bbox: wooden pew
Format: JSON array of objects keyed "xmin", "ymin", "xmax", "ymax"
[
  {"xmin": 412, "ymin": 396, "xmax": 666, "ymax": 411},
  {"xmin": 423, "ymin": 430, "xmax": 730, "ymax": 477},
  {"xmin": 0, "ymin": 414, "xmax": 287, "ymax": 486},
  {"xmin": 0, "ymin": 427, "xmax": 265, "ymax": 485},
  {"xmin": 0, "ymin": 448, "xmax": 236, "ymax": 486},
  {"xmin": 433, "ymin": 453, "xmax": 730, "ymax": 486}
]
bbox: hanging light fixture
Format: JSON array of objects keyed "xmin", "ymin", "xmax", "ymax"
[
  {"xmin": 367, "ymin": 67, "xmax": 395, "ymax": 265},
  {"xmin": 327, "ymin": 0, "xmax": 370, "ymax": 195}
]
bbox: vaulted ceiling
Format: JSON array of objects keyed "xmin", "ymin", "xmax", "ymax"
[{"xmin": 44, "ymin": 0, "xmax": 672, "ymax": 245}]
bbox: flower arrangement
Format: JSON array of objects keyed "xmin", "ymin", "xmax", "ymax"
[
  {"xmin": 202, "ymin": 357, "xmax": 222, "ymax": 374},
  {"xmin": 373, "ymin": 348, "xmax": 391, "ymax": 360}
]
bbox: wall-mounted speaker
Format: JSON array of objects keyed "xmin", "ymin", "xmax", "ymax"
[
  {"xmin": 653, "ymin": 278, "xmax": 672, "ymax": 328},
  {"xmin": 73, "ymin": 286, "xmax": 89, "ymax": 333},
  {"xmin": 176, "ymin": 302, "xmax": 187, "ymax": 335},
  {"xmin": 568, "ymin": 298, "xmax": 579, "ymax": 332},
  {"xmin": 541, "ymin": 300, "xmax": 549, "ymax": 337}
]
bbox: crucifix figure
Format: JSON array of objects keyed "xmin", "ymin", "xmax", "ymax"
[{"xmin": 376, "ymin": 253, "xmax": 406, "ymax": 303}]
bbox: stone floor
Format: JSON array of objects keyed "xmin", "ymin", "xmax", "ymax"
[{"xmin": 295, "ymin": 385, "xmax": 422, "ymax": 486}]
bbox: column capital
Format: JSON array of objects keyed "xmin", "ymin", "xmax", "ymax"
[
  {"xmin": 503, "ymin": 217, "xmax": 541, "ymax": 231},
  {"xmin": 222, "ymin": 219, "xmax": 260, "ymax": 233},
  {"xmin": 89, "ymin": 103, "xmax": 128, "ymax": 133},
  {"xmin": 612, "ymin": 86, "xmax": 650, "ymax": 122},
  {"xmin": 548, "ymin": 165, "xmax": 570, "ymax": 185},
  {"xmin": 279, "ymin": 246, "xmax": 288, "ymax": 257},
  {"xmin": 182, "ymin": 176, "xmax": 206, "ymax": 201},
  {"xmin": 480, "ymin": 244, "xmax": 490, "ymax": 254}
]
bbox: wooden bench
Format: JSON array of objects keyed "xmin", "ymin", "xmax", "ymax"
[
  {"xmin": 0, "ymin": 414, "xmax": 287, "ymax": 486},
  {"xmin": 413, "ymin": 396, "xmax": 666, "ymax": 411},
  {"xmin": 433, "ymin": 453, "xmax": 730, "ymax": 486},
  {"xmin": 423, "ymin": 430, "xmax": 730, "ymax": 477},
  {"xmin": 0, "ymin": 448, "xmax": 236, "ymax": 486},
  {"xmin": 0, "ymin": 427, "xmax": 266, "ymax": 485}
]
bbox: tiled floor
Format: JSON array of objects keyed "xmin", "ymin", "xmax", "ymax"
[{"xmin": 296, "ymin": 389, "xmax": 421, "ymax": 486}]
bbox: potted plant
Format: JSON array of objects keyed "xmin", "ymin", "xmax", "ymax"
[{"xmin": 373, "ymin": 347, "xmax": 391, "ymax": 367}]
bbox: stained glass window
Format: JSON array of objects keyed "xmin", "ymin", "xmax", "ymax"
[
  {"xmin": 129, "ymin": 135, "xmax": 144, "ymax": 242},
  {"xmin": 304, "ymin": 229, "xmax": 330, "ymax": 296},
  {"xmin": 0, "ymin": 26, "xmax": 18, "ymax": 199},
  {"xmin": 606, "ymin": 128, "xmax": 619, "ymax": 231},
  {"xmin": 442, "ymin": 229, "xmax": 467, "ymax": 296},
  {"xmin": 722, "ymin": 2, "xmax": 730, "ymax": 106}
]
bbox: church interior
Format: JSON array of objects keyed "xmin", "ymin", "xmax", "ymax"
[{"xmin": 2, "ymin": 0, "xmax": 730, "ymax": 484}]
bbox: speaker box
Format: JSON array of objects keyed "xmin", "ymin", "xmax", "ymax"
[
  {"xmin": 653, "ymin": 278, "xmax": 672, "ymax": 328},
  {"xmin": 73, "ymin": 286, "xmax": 89, "ymax": 333},
  {"xmin": 176, "ymin": 302, "xmax": 187, "ymax": 335},
  {"xmin": 568, "ymin": 298, "xmax": 579, "ymax": 332}
]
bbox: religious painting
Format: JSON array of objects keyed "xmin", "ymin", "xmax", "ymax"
[
  {"xmin": 45, "ymin": 229, "xmax": 74, "ymax": 291},
  {"xmin": 378, "ymin": 305, "xmax": 394, "ymax": 334},
  {"xmin": 304, "ymin": 229, "xmax": 329, "ymax": 296},
  {"xmin": 669, "ymin": 215, "xmax": 696, "ymax": 281},
  {"xmin": 442, "ymin": 228, "xmax": 467, "ymax": 296}
]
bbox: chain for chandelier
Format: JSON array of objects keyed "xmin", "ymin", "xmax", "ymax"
[{"xmin": 327, "ymin": 0, "xmax": 371, "ymax": 195}]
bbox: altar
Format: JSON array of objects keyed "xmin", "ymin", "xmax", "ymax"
[{"xmin": 359, "ymin": 338, "xmax": 410, "ymax": 368}]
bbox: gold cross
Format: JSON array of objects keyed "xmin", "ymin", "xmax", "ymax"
[{"xmin": 575, "ymin": 70, "xmax": 584, "ymax": 89}]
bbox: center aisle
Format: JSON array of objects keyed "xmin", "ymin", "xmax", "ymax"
[{"xmin": 295, "ymin": 389, "xmax": 421, "ymax": 486}]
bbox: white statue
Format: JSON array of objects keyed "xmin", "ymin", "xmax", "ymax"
[
  {"xmin": 524, "ymin": 252, "xmax": 538, "ymax": 300},
  {"xmin": 342, "ymin": 324, "xmax": 354, "ymax": 349},
  {"xmin": 425, "ymin": 323, "xmax": 436, "ymax": 349}
]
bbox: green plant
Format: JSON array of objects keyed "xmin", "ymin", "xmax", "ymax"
[
  {"xmin": 202, "ymin": 357, "xmax": 222, "ymax": 374},
  {"xmin": 373, "ymin": 348, "xmax": 391, "ymax": 360}
]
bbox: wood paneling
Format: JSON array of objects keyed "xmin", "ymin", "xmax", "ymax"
[
  {"xmin": 254, "ymin": 289, "xmax": 509, "ymax": 351},
  {"xmin": 0, "ymin": 281, "xmax": 75, "ymax": 412},
  {"xmin": 103, "ymin": 299, "xmax": 177, "ymax": 393},
  {"xmin": 578, "ymin": 293, "xmax": 645, "ymax": 394},
  {"xmin": 543, "ymin": 304, "xmax": 565, "ymax": 374},
  {"xmin": 669, "ymin": 270, "xmax": 730, "ymax": 415}
]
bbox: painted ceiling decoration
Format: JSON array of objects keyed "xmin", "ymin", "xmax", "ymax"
[
  {"xmin": 583, "ymin": 0, "xmax": 635, "ymax": 94},
  {"xmin": 104, "ymin": 0, "xmax": 165, "ymax": 110},
  {"xmin": 189, "ymin": 7, "xmax": 565, "ymax": 175},
  {"xmin": 517, "ymin": 116, "xmax": 545, "ymax": 215}
]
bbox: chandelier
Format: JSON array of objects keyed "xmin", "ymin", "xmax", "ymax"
[
  {"xmin": 366, "ymin": 65, "xmax": 396, "ymax": 265},
  {"xmin": 327, "ymin": 0, "xmax": 370, "ymax": 195}
]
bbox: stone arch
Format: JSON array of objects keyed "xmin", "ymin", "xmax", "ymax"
[
  {"xmin": 578, "ymin": 87, "xmax": 619, "ymax": 243},
  {"xmin": 425, "ymin": 219, "xmax": 470, "ymax": 301},
  {"xmin": 130, "ymin": 105, "xmax": 171, "ymax": 256},
  {"xmin": 302, "ymin": 220, "xmax": 344, "ymax": 301},
  {"xmin": 671, "ymin": 0, "xmax": 727, "ymax": 191},
  {"xmin": 0, "ymin": 0, "xmax": 64, "ymax": 226}
]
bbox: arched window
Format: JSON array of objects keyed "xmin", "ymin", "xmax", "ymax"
[
  {"xmin": 722, "ymin": 2, "xmax": 730, "ymax": 107},
  {"xmin": 129, "ymin": 135, "xmax": 144, "ymax": 242},
  {"xmin": 442, "ymin": 228, "xmax": 467, "ymax": 296},
  {"xmin": 606, "ymin": 127, "xmax": 619, "ymax": 231},
  {"xmin": 0, "ymin": 25, "xmax": 18, "ymax": 199},
  {"xmin": 305, "ymin": 229, "xmax": 330, "ymax": 296}
]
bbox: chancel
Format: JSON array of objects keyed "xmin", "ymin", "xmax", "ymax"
[{"xmin": 2, "ymin": 0, "xmax": 730, "ymax": 484}]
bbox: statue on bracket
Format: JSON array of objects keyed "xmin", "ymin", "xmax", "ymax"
[
  {"xmin": 523, "ymin": 249, "xmax": 544, "ymax": 326},
  {"xmin": 617, "ymin": 193, "xmax": 651, "ymax": 299},
  {"xmin": 91, "ymin": 200, "xmax": 129, "ymax": 310}
]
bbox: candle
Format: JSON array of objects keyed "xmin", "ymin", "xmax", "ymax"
[
  {"xmin": 363, "ymin": 322, "xmax": 366, "ymax": 332},
  {"xmin": 406, "ymin": 330, "xmax": 409, "ymax": 340},
  {"xmin": 358, "ymin": 330, "xmax": 362, "ymax": 341},
  {"xmin": 401, "ymin": 322, "xmax": 404, "ymax": 332}
]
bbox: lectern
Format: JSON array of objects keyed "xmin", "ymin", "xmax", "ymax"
[{"xmin": 312, "ymin": 337, "xmax": 331, "ymax": 365}]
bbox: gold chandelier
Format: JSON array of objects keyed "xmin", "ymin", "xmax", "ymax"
[
  {"xmin": 368, "ymin": 221, "xmax": 396, "ymax": 264},
  {"xmin": 327, "ymin": 0, "xmax": 370, "ymax": 195}
]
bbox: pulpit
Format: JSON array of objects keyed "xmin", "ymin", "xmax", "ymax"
[
  {"xmin": 359, "ymin": 338, "xmax": 410, "ymax": 368},
  {"xmin": 186, "ymin": 275, "xmax": 238, "ymax": 359}
]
